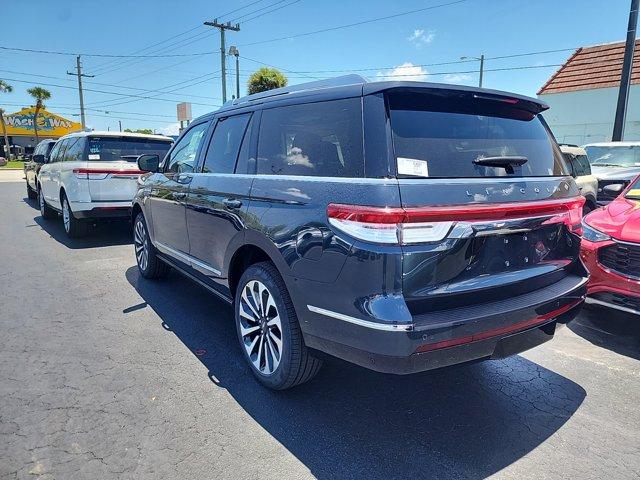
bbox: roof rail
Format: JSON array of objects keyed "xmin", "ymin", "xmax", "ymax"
[{"xmin": 224, "ymin": 74, "xmax": 367, "ymax": 108}]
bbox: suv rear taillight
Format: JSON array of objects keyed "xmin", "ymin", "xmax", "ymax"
[
  {"xmin": 327, "ymin": 197, "xmax": 585, "ymax": 244},
  {"xmin": 73, "ymin": 168, "xmax": 144, "ymax": 180}
]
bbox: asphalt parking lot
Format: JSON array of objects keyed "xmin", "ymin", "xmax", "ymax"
[{"xmin": 1, "ymin": 176, "xmax": 639, "ymax": 479}]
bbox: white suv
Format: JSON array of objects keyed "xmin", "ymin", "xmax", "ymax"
[{"xmin": 38, "ymin": 131, "xmax": 173, "ymax": 237}]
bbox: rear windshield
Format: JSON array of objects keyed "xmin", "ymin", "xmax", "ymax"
[
  {"xmin": 585, "ymin": 145, "xmax": 640, "ymax": 167},
  {"xmin": 86, "ymin": 137, "xmax": 172, "ymax": 162},
  {"xmin": 388, "ymin": 93, "xmax": 567, "ymax": 178}
]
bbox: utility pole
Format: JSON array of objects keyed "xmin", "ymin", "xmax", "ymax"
[
  {"xmin": 204, "ymin": 19, "xmax": 240, "ymax": 103},
  {"xmin": 67, "ymin": 55, "xmax": 94, "ymax": 130},
  {"xmin": 118, "ymin": 120, "xmax": 122, "ymax": 132},
  {"xmin": 478, "ymin": 54, "xmax": 485, "ymax": 88},
  {"xmin": 613, "ymin": 0, "xmax": 639, "ymax": 141},
  {"xmin": 229, "ymin": 45, "xmax": 240, "ymax": 99}
]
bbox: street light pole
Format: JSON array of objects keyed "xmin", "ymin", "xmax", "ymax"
[
  {"xmin": 460, "ymin": 54, "xmax": 485, "ymax": 88},
  {"xmin": 229, "ymin": 45, "xmax": 240, "ymax": 99},
  {"xmin": 612, "ymin": 0, "xmax": 639, "ymax": 141}
]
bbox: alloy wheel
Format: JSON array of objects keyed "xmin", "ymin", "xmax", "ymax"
[
  {"xmin": 239, "ymin": 280, "xmax": 283, "ymax": 375},
  {"xmin": 134, "ymin": 219, "xmax": 149, "ymax": 271},
  {"xmin": 39, "ymin": 190, "xmax": 45, "ymax": 216},
  {"xmin": 62, "ymin": 199, "xmax": 71, "ymax": 232}
]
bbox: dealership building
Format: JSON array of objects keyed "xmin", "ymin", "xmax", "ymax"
[{"xmin": 2, "ymin": 107, "xmax": 82, "ymax": 155}]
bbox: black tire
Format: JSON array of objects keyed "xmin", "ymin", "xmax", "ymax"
[
  {"xmin": 235, "ymin": 261, "xmax": 322, "ymax": 390},
  {"xmin": 134, "ymin": 212, "xmax": 169, "ymax": 279},
  {"xmin": 38, "ymin": 186, "xmax": 56, "ymax": 220},
  {"xmin": 61, "ymin": 193, "xmax": 88, "ymax": 238},
  {"xmin": 26, "ymin": 183, "xmax": 37, "ymax": 200}
]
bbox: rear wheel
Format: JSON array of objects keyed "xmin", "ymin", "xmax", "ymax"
[
  {"xmin": 26, "ymin": 183, "xmax": 37, "ymax": 200},
  {"xmin": 134, "ymin": 212, "xmax": 169, "ymax": 279},
  {"xmin": 61, "ymin": 194, "xmax": 88, "ymax": 238},
  {"xmin": 38, "ymin": 186, "xmax": 56, "ymax": 220},
  {"xmin": 235, "ymin": 262, "xmax": 322, "ymax": 390}
]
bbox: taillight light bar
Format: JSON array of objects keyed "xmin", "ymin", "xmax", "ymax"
[
  {"xmin": 73, "ymin": 168, "xmax": 145, "ymax": 180},
  {"xmin": 327, "ymin": 197, "xmax": 585, "ymax": 245}
]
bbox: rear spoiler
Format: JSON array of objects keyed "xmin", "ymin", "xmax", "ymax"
[{"xmin": 363, "ymin": 81, "xmax": 548, "ymax": 115}]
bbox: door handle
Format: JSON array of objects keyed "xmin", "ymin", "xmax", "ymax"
[{"xmin": 223, "ymin": 198, "xmax": 243, "ymax": 209}]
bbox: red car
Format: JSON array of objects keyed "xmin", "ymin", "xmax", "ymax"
[{"xmin": 581, "ymin": 175, "xmax": 640, "ymax": 315}]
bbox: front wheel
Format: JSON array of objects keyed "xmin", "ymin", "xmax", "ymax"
[
  {"xmin": 235, "ymin": 262, "xmax": 322, "ymax": 390},
  {"xmin": 38, "ymin": 187, "xmax": 56, "ymax": 220},
  {"xmin": 134, "ymin": 212, "xmax": 169, "ymax": 279},
  {"xmin": 26, "ymin": 183, "xmax": 37, "ymax": 200}
]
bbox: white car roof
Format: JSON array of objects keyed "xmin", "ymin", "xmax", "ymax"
[
  {"xmin": 59, "ymin": 130, "xmax": 173, "ymax": 142},
  {"xmin": 582, "ymin": 141, "xmax": 640, "ymax": 147}
]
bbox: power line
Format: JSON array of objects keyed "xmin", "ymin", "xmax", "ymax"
[
  {"xmin": 241, "ymin": 0, "xmax": 303, "ymax": 23},
  {"xmin": 217, "ymin": 0, "xmax": 270, "ymax": 20},
  {"xmin": 238, "ymin": 0, "xmax": 468, "ymax": 47},
  {"xmin": 0, "ymin": 45, "xmax": 214, "ymax": 58}
]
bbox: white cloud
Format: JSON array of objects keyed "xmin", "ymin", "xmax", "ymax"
[
  {"xmin": 442, "ymin": 73, "xmax": 473, "ymax": 84},
  {"xmin": 159, "ymin": 122, "xmax": 180, "ymax": 136},
  {"xmin": 376, "ymin": 62, "xmax": 428, "ymax": 82},
  {"xmin": 407, "ymin": 29, "xmax": 435, "ymax": 47}
]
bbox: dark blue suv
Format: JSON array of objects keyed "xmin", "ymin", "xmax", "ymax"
[{"xmin": 132, "ymin": 75, "xmax": 588, "ymax": 390}]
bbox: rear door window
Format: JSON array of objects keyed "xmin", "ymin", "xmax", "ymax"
[
  {"xmin": 388, "ymin": 93, "xmax": 566, "ymax": 178},
  {"xmin": 87, "ymin": 136, "xmax": 172, "ymax": 162},
  {"xmin": 201, "ymin": 113, "xmax": 251, "ymax": 174},
  {"xmin": 63, "ymin": 138, "xmax": 84, "ymax": 162},
  {"xmin": 257, "ymin": 98, "xmax": 364, "ymax": 177}
]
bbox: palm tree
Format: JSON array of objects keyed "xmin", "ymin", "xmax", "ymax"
[
  {"xmin": 0, "ymin": 80, "xmax": 13, "ymax": 159},
  {"xmin": 27, "ymin": 86, "xmax": 51, "ymax": 144}
]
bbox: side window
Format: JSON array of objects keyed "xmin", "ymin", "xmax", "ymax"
[
  {"xmin": 576, "ymin": 155, "xmax": 591, "ymax": 175},
  {"xmin": 256, "ymin": 98, "xmax": 364, "ymax": 177},
  {"xmin": 49, "ymin": 140, "xmax": 67, "ymax": 163},
  {"xmin": 63, "ymin": 138, "xmax": 84, "ymax": 162},
  {"xmin": 202, "ymin": 113, "xmax": 251, "ymax": 174},
  {"xmin": 165, "ymin": 122, "xmax": 208, "ymax": 174},
  {"xmin": 236, "ymin": 114, "xmax": 255, "ymax": 174}
]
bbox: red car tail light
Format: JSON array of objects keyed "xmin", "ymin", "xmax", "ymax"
[
  {"xmin": 73, "ymin": 168, "xmax": 145, "ymax": 180},
  {"xmin": 327, "ymin": 197, "xmax": 586, "ymax": 244}
]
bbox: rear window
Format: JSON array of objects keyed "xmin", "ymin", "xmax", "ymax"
[
  {"xmin": 388, "ymin": 93, "xmax": 566, "ymax": 178},
  {"xmin": 257, "ymin": 98, "xmax": 364, "ymax": 177},
  {"xmin": 86, "ymin": 137, "xmax": 172, "ymax": 162},
  {"xmin": 585, "ymin": 145, "xmax": 640, "ymax": 167}
]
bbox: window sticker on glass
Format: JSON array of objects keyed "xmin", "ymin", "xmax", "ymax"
[
  {"xmin": 397, "ymin": 157, "xmax": 429, "ymax": 177},
  {"xmin": 88, "ymin": 154, "xmax": 100, "ymax": 160}
]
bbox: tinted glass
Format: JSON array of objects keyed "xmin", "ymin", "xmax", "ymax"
[
  {"xmin": 44, "ymin": 142, "xmax": 56, "ymax": 158},
  {"xmin": 257, "ymin": 98, "xmax": 364, "ymax": 177},
  {"xmin": 236, "ymin": 114, "xmax": 255, "ymax": 174},
  {"xmin": 575, "ymin": 154, "xmax": 591, "ymax": 175},
  {"xmin": 63, "ymin": 138, "xmax": 83, "ymax": 162},
  {"xmin": 388, "ymin": 93, "xmax": 566, "ymax": 178},
  {"xmin": 86, "ymin": 136, "xmax": 172, "ymax": 162},
  {"xmin": 49, "ymin": 139, "xmax": 67, "ymax": 163},
  {"xmin": 166, "ymin": 122, "xmax": 208, "ymax": 174},
  {"xmin": 202, "ymin": 114, "xmax": 251, "ymax": 174},
  {"xmin": 585, "ymin": 145, "xmax": 640, "ymax": 167}
]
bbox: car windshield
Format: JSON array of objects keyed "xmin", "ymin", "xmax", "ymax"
[
  {"xmin": 625, "ymin": 177, "xmax": 640, "ymax": 200},
  {"xmin": 388, "ymin": 92, "xmax": 566, "ymax": 178},
  {"xmin": 86, "ymin": 137, "xmax": 172, "ymax": 162},
  {"xmin": 585, "ymin": 145, "xmax": 640, "ymax": 167}
]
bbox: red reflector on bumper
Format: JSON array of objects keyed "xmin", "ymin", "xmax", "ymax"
[{"xmin": 414, "ymin": 299, "xmax": 582, "ymax": 353}]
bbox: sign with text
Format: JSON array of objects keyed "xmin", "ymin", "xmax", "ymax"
[
  {"xmin": 176, "ymin": 102, "xmax": 192, "ymax": 122},
  {"xmin": 2, "ymin": 107, "xmax": 81, "ymax": 137}
]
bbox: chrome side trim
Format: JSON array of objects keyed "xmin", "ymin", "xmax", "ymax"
[
  {"xmin": 155, "ymin": 241, "xmax": 222, "ymax": 276},
  {"xmin": 585, "ymin": 297, "xmax": 640, "ymax": 316},
  {"xmin": 307, "ymin": 305, "xmax": 413, "ymax": 332}
]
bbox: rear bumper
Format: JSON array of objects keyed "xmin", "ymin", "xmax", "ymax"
[
  {"xmin": 580, "ymin": 238, "xmax": 640, "ymax": 315},
  {"xmin": 71, "ymin": 202, "xmax": 132, "ymax": 219},
  {"xmin": 300, "ymin": 274, "xmax": 587, "ymax": 374}
]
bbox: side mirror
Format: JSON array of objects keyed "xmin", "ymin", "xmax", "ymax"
[
  {"xmin": 33, "ymin": 154, "xmax": 45, "ymax": 164},
  {"xmin": 602, "ymin": 184, "xmax": 624, "ymax": 196},
  {"xmin": 137, "ymin": 154, "xmax": 160, "ymax": 173}
]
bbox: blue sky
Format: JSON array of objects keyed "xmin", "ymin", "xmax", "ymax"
[{"xmin": 1, "ymin": 0, "xmax": 633, "ymax": 134}]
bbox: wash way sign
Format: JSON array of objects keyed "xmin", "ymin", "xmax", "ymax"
[{"xmin": 3, "ymin": 107, "xmax": 81, "ymax": 137}]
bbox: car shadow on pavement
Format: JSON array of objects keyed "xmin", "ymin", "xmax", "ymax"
[
  {"xmin": 569, "ymin": 304, "xmax": 640, "ymax": 361},
  {"xmin": 125, "ymin": 266, "xmax": 586, "ymax": 480},
  {"xmin": 33, "ymin": 215, "xmax": 133, "ymax": 249}
]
